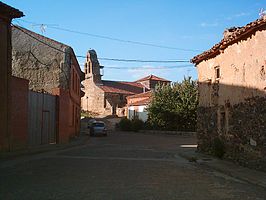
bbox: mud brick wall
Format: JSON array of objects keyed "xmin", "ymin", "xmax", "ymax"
[{"xmin": 11, "ymin": 27, "xmax": 69, "ymax": 93}]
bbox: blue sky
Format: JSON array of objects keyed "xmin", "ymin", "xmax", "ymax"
[{"xmin": 4, "ymin": 0, "xmax": 264, "ymax": 82}]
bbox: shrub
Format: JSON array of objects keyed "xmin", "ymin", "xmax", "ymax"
[
  {"xmin": 131, "ymin": 118, "xmax": 144, "ymax": 132},
  {"xmin": 147, "ymin": 77, "xmax": 198, "ymax": 131},
  {"xmin": 212, "ymin": 137, "xmax": 225, "ymax": 158},
  {"xmin": 118, "ymin": 118, "xmax": 132, "ymax": 131}
]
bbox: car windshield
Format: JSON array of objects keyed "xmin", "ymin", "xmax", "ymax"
[{"xmin": 93, "ymin": 123, "xmax": 105, "ymax": 127}]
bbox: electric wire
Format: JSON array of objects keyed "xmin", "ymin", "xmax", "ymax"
[
  {"xmin": 13, "ymin": 24, "xmax": 192, "ymax": 64},
  {"xmin": 16, "ymin": 19, "xmax": 202, "ymax": 52}
]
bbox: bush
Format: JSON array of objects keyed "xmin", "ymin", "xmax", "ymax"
[
  {"xmin": 118, "ymin": 118, "xmax": 132, "ymax": 131},
  {"xmin": 212, "ymin": 137, "xmax": 225, "ymax": 158},
  {"xmin": 118, "ymin": 118, "xmax": 144, "ymax": 132},
  {"xmin": 131, "ymin": 119, "xmax": 144, "ymax": 132},
  {"xmin": 147, "ymin": 77, "xmax": 198, "ymax": 131}
]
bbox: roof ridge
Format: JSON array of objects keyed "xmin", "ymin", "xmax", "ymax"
[
  {"xmin": 13, "ymin": 25, "xmax": 71, "ymax": 49},
  {"xmin": 0, "ymin": 2, "xmax": 24, "ymax": 18},
  {"xmin": 135, "ymin": 74, "xmax": 170, "ymax": 82},
  {"xmin": 191, "ymin": 16, "xmax": 266, "ymax": 64}
]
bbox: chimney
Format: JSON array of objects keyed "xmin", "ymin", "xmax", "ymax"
[{"xmin": 223, "ymin": 27, "xmax": 240, "ymax": 39}]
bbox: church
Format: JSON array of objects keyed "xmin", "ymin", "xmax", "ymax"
[{"xmin": 81, "ymin": 50, "xmax": 170, "ymax": 116}]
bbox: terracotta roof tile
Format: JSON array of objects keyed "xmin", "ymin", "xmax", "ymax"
[
  {"xmin": 0, "ymin": 2, "xmax": 24, "ymax": 19},
  {"xmin": 99, "ymin": 80, "xmax": 144, "ymax": 94},
  {"xmin": 127, "ymin": 91, "xmax": 152, "ymax": 100},
  {"xmin": 135, "ymin": 74, "xmax": 170, "ymax": 82},
  {"xmin": 128, "ymin": 98, "xmax": 152, "ymax": 106},
  {"xmin": 191, "ymin": 16, "xmax": 266, "ymax": 64}
]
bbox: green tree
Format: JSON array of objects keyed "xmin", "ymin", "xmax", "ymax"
[{"xmin": 147, "ymin": 77, "xmax": 198, "ymax": 131}]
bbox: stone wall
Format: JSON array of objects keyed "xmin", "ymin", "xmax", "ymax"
[
  {"xmin": 81, "ymin": 80, "xmax": 127, "ymax": 116},
  {"xmin": 197, "ymin": 96, "xmax": 266, "ymax": 170},
  {"xmin": 81, "ymin": 79, "xmax": 106, "ymax": 115},
  {"xmin": 227, "ymin": 96, "xmax": 266, "ymax": 169},
  {"xmin": 197, "ymin": 106, "xmax": 218, "ymax": 153},
  {"xmin": 11, "ymin": 27, "xmax": 69, "ymax": 93}
]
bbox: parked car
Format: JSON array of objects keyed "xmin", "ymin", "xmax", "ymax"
[
  {"xmin": 90, "ymin": 121, "xmax": 107, "ymax": 136},
  {"xmin": 88, "ymin": 119, "xmax": 97, "ymax": 128}
]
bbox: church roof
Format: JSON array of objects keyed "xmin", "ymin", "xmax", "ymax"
[{"xmin": 99, "ymin": 80, "xmax": 144, "ymax": 95}]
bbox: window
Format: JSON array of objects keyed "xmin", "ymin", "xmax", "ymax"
[
  {"xmin": 104, "ymin": 97, "xmax": 107, "ymax": 108},
  {"xmin": 85, "ymin": 63, "xmax": 87, "ymax": 74},
  {"xmin": 75, "ymin": 73, "xmax": 78, "ymax": 93},
  {"xmin": 88, "ymin": 62, "xmax": 91, "ymax": 73},
  {"xmin": 215, "ymin": 66, "xmax": 220, "ymax": 79},
  {"xmin": 72, "ymin": 68, "xmax": 75, "ymax": 90}
]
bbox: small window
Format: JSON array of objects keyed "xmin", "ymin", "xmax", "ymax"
[
  {"xmin": 88, "ymin": 62, "xmax": 91, "ymax": 73},
  {"xmin": 84, "ymin": 63, "xmax": 88, "ymax": 74},
  {"xmin": 104, "ymin": 97, "xmax": 107, "ymax": 108},
  {"xmin": 215, "ymin": 66, "xmax": 220, "ymax": 79}
]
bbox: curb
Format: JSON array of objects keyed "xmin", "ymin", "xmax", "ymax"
[
  {"xmin": 0, "ymin": 136, "xmax": 90, "ymax": 161},
  {"xmin": 178, "ymin": 151, "xmax": 266, "ymax": 189}
]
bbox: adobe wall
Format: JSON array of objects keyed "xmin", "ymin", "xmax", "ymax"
[
  {"xmin": 196, "ymin": 26, "xmax": 266, "ymax": 170},
  {"xmin": 11, "ymin": 28, "xmax": 68, "ymax": 93},
  {"xmin": 197, "ymin": 26, "xmax": 266, "ymax": 107},
  {"xmin": 10, "ymin": 76, "xmax": 29, "ymax": 150}
]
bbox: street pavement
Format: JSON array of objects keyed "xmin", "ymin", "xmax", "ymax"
[{"xmin": 1, "ymin": 132, "xmax": 266, "ymax": 200}]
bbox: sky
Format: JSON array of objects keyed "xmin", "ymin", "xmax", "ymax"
[{"xmin": 3, "ymin": 0, "xmax": 264, "ymax": 82}]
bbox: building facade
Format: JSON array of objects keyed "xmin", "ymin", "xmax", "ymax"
[
  {"xmin": 81, "ymin": 50, "xmax": 171, "ymax": 117},
  {"xmin": 192, "ymin": 16, "xmax": 266, "ymax": 168},
  {"xmin": 81, "ymin": 50, "xmax": 144, "ymax": 116},
  {"xmin": 127, "ymin": 91, "xmax": 152, "ymax": 122},
  {"xmin": 0, "ymin": 2, "xmax": 25, "ymax": 152},
  {"xmin": 12, "ymin": 26, "xmax": 84, "ymax": 143}
]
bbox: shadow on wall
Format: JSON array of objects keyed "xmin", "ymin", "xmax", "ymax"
[{"xmin": 197, "ymin": 82, "xmax": 266, "ymax": 169}]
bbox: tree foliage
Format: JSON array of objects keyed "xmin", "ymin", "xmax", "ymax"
[{"xmin": 147, "ymin": 77, "xmax": 198, "ymax": 131}]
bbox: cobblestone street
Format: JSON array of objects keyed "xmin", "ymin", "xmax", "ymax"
[{"xmin": 1, "ymin": 132, "xmax": 265, "ymax": 200}]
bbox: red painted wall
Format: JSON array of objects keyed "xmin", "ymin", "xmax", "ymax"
[
  {"xmin": 52, "ymin": 87, "xmax": 80, "ymax": 144},
  {"xmin": 10, "ymin": 76, "xmax": 28, "ymax": 150}
]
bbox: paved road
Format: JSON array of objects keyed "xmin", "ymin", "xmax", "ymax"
[{"xmin": 1, "ymin": 132, "xmax": 265, "ymax": 200}]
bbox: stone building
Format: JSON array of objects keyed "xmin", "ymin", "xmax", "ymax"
[
  {"xmin": 81, "ymin": 50, "xmax": 170, "ymax": 117},
  {"xmin": 127, "ymin": 91, "xmax": 152, "ymax": 122},
  {"xmin": 126, "ymin": 75, "xmax": 170, "ymax": 121},
  {"xmin": 12, "ymin": 26, "xmax": 84, "ymax": 143},
  {"xmin": 191, "ymin": 16, "xmax": 266, "ymax": 168}
]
